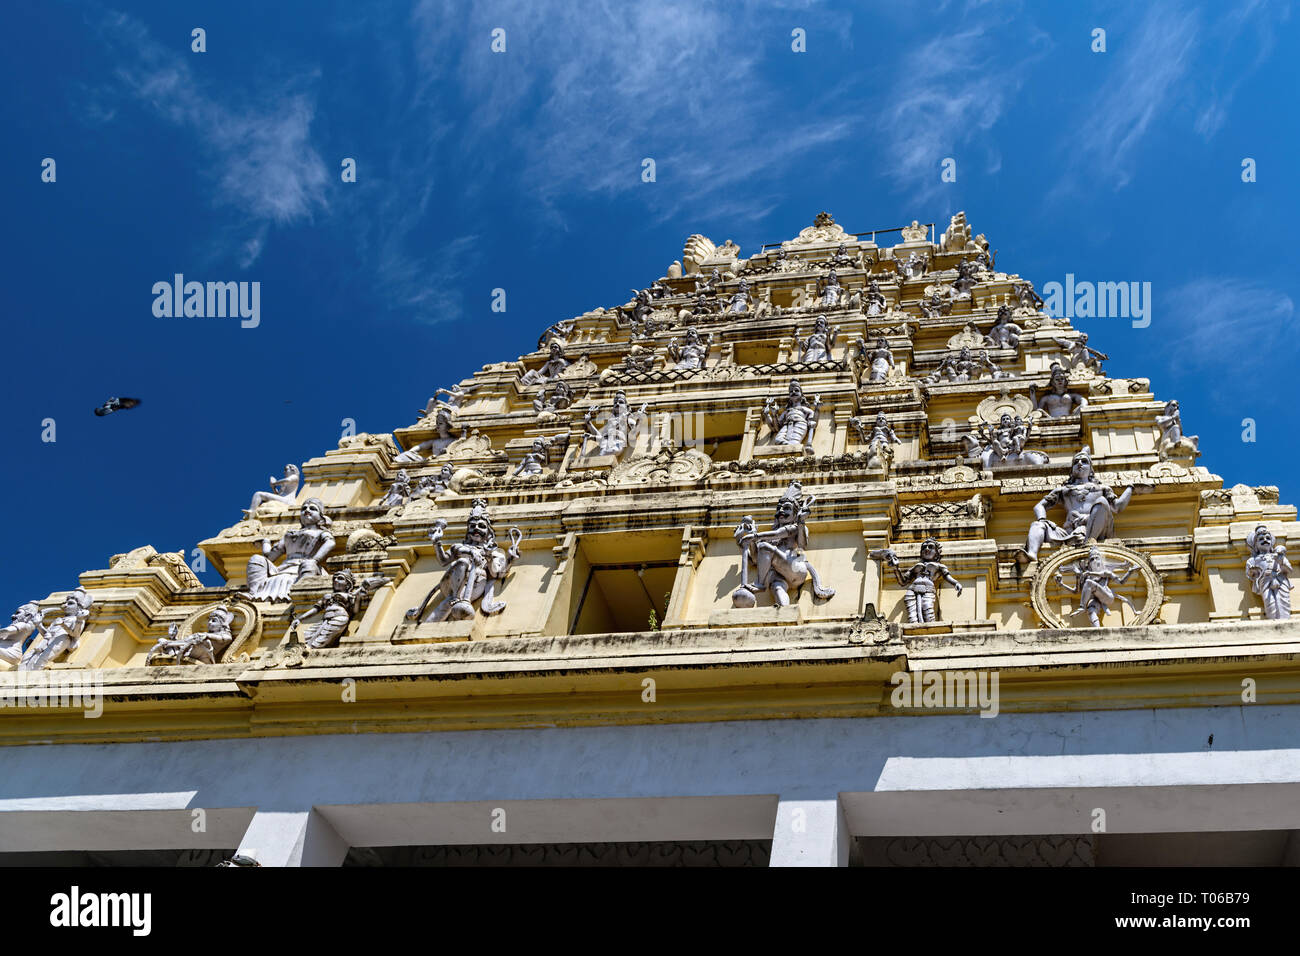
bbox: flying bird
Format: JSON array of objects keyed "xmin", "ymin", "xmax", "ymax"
[{"xmin": 93, "ymin": 397, "xmax": 142, "ymax": 417}]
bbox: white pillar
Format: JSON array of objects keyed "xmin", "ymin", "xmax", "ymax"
[
  {"xmin": 236, "ymin": 808, "xmax": 349, "ymax": 867},
  {"xmin": 769, "ymin": 795, "xmax": 851, "ymax": 867}
]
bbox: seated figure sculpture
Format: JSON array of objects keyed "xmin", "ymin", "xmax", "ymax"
[
  {"xmin": 245, "ymin": 464, "xmax": 300, "ymax": 516},
  {"xmin": 512, "ymin": 437, "xmax": 555, "ymax": 477},
  {"xmin": 519, "ymin": 342, "xmax": 571, "ymax": 386},
  {"xmin": 985, "ymin": 306, "xmax": 1023, "ymax": 349},
  {"xmin": 731, "ymin": 481, "xmax": 836, "ymax": 609},
  {"xmin": 146, "ymin": 606, "xmax": 236, "ymax": 665},
  {"xmin": 380, "ymin": 470, "xmax": 413, "ymax": 508},
  {"xmin": 291, "ymin": 568, "xmax": 388, "ymax": 649},
  {"xmin": 798, "ymin": 316, "xmax": 838, "ymax": 363},
  {"xmin": 925, "ymin": 346, "xmax": 1005, "ymax": 384},
  {"xmin": 763, "ymin": 380, "xmax": 821, "ymax": 448},
  {"xmin": 405, "ymin": 501, "xmax": 524, "ymax": 623},
  {"xmin": 1033, "ymin": 362, "xmax": 1087, "ymax": 418},
  {"xmin": 19, "ymin": 587, "xmax": 94, "ymax": 671},
  {"xmin": 1155, "ymin": 399, "xmax": 1199, "ymax": 460},
  {"xmin": 396, "ymin": 400, "xmax": 460, "ymax": 463},
  {"xmin": 966, "ymin": 413, "xmax": 1049, "ymax": 469},
  {"xmin": 1017, "ymin": 447, "xmax": 1148, "ymax": 565},
  {"xmin": 244, "ymin": 498, "xmax": 336, "ymax": 601}
]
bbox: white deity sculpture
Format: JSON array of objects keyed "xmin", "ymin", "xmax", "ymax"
[
  {"xmin": 1054, "ymin": 332, "xmax": 1107, "ymax": 372},
  {"xmin": 1054, "ymin": 547, "xmax": 1140, "ymax": 628},
  {"xmin": 583, "ymin": 390, "xmax": 647, "ymax": 457},
  {"xmin": 381, "ymin": 469, "xmax": 413, "ymax": 508},
  {"xmin": 1033, "ymin": 363, "xmax": 1087, "ymax": 418},
  {"xmin": 925, "ymin": 347, "xmax": 1004, "ymax": 384},
  {"xmin": 727, "ymin": 279, "xmax": 753, "ymax": 313},
  {"xmin": 0, "ymin": 601, "xmax": 47, "ymax": 665},
  {"xmin": 405, "ymin": 501, "xmax": 524, "ymax": 622},
  {"xmin": 862, "ymin": 279, "xmax": 887, "ymax": 316},
  {"xmin": 146, "ymin": 606, "xmax": 236, "ymax": 665},
  {"xmin": 519, "ymin": 342, "xmax": 571, "ymax": 385},
  {"xmin": 1018, "ymin": 447, "xmax": 1148, "ymax": 565},
  {"xmin": 871, "ymin": 537, "xmax": 963, "ymax": 624},
  {"xmin": 1155, "ymin": 400, "xmax": 1199, "ymax": 460},
  {"xmin": 1246, "ymin": 525, "xmax": 1292, "ymax": 620},
  {"xmin": 857, "ymin": 336, "xmax": 895, "ymax": 383},
  {"xmin": 985, "ymin": 306, "xmax": 1022, "ymax": 349},
  {"xmin": 245, "ymin": 464, "xmax": 300, "ymax": 516},
  {"xmin": 396, "ymin": 400, "xmax": 460, "ymax": 462},
  {"xmin": 967, "ymin": 413, "xmax": 1049, "ymax": 469},
  {"xmin": 798, "ymin": 316, "xmax": 839, "ymax": 363},
  {"xmin": 851, "ymin": 412, "xmax": 902, "ymax": 469},
  {"xmin": 817, "ymin": 270, "xmax": 843, "ymax": 307},
  {"xmin": 668, "ymin": 328, "xmax": 712, "ymax": 371},
  {"xmin": 19, "ymin": 588, "xmax": 94, "ymax": 671},
  {"xmin": 731, "ymin": 482, "xmax": 836, "ymax": 608},
  {"xmin": 513, "ymin": 437, "xmax": 555, "ymax": 477},
  {"xmin": 292, "ymin": 569, "xmax": 388, "ymax": 648},
  {"xmin": 244, "ymin": 497, "xmax": 336, "ymax": 601},
  {"xmin": 763, "ymin": 380, "xmax": 821, "ymax": 448}
]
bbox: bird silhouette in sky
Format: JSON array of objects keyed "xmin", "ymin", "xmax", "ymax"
[{"xmin": 93, "ymin": 397, "xmax": 142, "ymax": 417}]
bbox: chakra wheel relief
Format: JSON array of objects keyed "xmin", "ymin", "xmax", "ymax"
[{"xmin": 1030, "ymin": 542, "xmax": 1165, "ymax": 629}]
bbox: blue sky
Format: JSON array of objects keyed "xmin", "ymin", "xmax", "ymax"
[{"xmin": 1, "ymin": 0, "xmax": 1296, "ymax": 611}]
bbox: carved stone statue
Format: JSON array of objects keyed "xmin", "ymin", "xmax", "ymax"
[
  {"xmin": 817, "ymin": 270, "xmax": 843, "ymax": 307},
  {"xmin": 895, "ymin": 251, "xmax": 927, "ymax": 280},
  {"xmin": 966, "ymin": 413, "xmax": 1049, "ymax": 469},
  {"xmin": 763, "ymin": 380, "xmax": 821, "ymax": 448},
  {"xmin": 1054, "ymin": 546, "xmax": 1139, "ymax": 627},
  {"xmin": 694, "ymin": 268, "xmax": 722, "ymax": 294},
  {"xmin": 925, "ymin": 347, "xmax": 1005, "ymax": 384},
  {"xmin": 381, "ymin": 469, "xmax": 412, "ymax": 508},
  {"xmin": 731, "ymin": 481, "xmax": 836, "ymax": 608},
  {"xmin": 952, "ymin": 258, "xmax": 980, "ymax": 298},
  {"xmin": 18, "ymin": 587, "xmax": 93, "ymax": 671},
  {"xmin": 396, "ymin": 400, "xmax": 460, "ymax": 462},
  {"xmin": 727, "ymin": 279, "xmax": 753, "ymax": 314},
  {"xmin": 244, "ymin": 498, "xmax": 336, "ymax": 601},
  {"xmin": 857, "ymin": 336, "xmax": 896, "ymax": 383},
  {"xmin": 519, "ymin": 342, "xmax": 571, "ymax": 385},
  {"xmin": 537, "ymin": 321, "xmax": 575, "ymax": 350},
  {"xmin": 245, "ymin": 464, "xmax": 300, "ymax": 516},
  {"xmin": 1055, "ymin": 332, "xmax": 1107, "ymax": 372},
  {"xmin": 862, "ymin": 279, "xmax": 887, "ymax": 316},
  {"xmin": 1014, "ymin": 281, "xmax": 1044, "ymax": 312},
  {"xmin": 414, "ymin": 464, "xmax": 454, "ymax": 498},
  {"xmin": 533, "ymin": 380, "xmax": 575, "ymax": 415},
  {"xmin": 1155, "ymin": 400, "xmax": 1199, "ymax": 460},
  {"xmin": 872, "ymin": 537, "xmax": 962, "ymax": 624},
  {"xmin": 919, "ymin": 286, "xmax": 953, "ymax": 318},
  {"xmin": 147, "ymin": 606, "xmax": 235, "ymax": 665},
  {"xmin": 513, "ymin": 437, "xmax": 556, "ymax": 477},
  {"xmin": 292, "ymin": 568, "xmax": 388, "ymax": 648},
  {"xmin": 668, "ymin": 328, "xmax": 712, "ymax": 371},
  {"xmin": 985, "ymin": 306, "xmax": 1023, "ymax": 349},
  {"xmin": 851, "ymin": 412, "xmax": 902, "ymax": 469},
  {"xmin": 1032, "ymin": 363, "xmax": 1087, "ymax": 418},
  {"xmin": 1246, "ymin": 525, "xmax": 1292, "ymax": 620},
  {"xmin": 620, "ymin": 344, "xmax": 655, "ymax": 374},
  {"xmin": 798, "ymin": 316, "xmax": 839, "ymax": 363},
  {"xmin": 583, "ymin": 390, "xmax": 647, "ymax": 456},
  {"xmin": 0, "ymin": 601, "xmax": 46, "ymax": 665},
  {"xmin": 828, "ymin": 243, "xmax": 855, "ymax": 268},
  {"xmin": 405, "ymin": 501, "xmax": 524, "ymax": 622},
  {"xmin": 1018, "ymin": 447, "xmax": 1147, "ymax": 564}
]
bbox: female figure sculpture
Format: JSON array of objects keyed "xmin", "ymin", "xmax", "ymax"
[
  {"xmin": 405, "ymin": 501, "xmax": 524, "ymax": 622},
  {"xmin": 381, "ymin": 470, "xmax": 412, "ymax": 508},
  {"xmin": 292, "ymin": 569, "xmax": 388, "ymax": 648},
  {"xmin": 1246, "ymin": 525, "xmax": 1292, "ymax": 620},
  {"xmin": 727, "ymin": 279, "xmax": 753, "ymax": 314},
  {"xmin": 872, "ymin": 537, "xmax": 963, "ymax": 624},
  {"xmin": 245, "ymin": 464, "xmax": 300, "ymax": 516},
  {"xmin": 245, "ymin": 498, "xmax": 336, "ymax": 601},
  {"xmin": 19, "ymin": 588, "xmax": 93, "ymax": 671},
  {"xmin": 1054, "ymin": 547, "xmax": 1139, "ymax": 627},
  {"xmin": 732, "ymin": 482, "xmax": 836, "ymax": 608},
  {"xmin": 763, "ymin": 380, "xmax": 821, "ymax": 448},
  {"xmin": 513, "ymin": 437, "xmax": 555, "ymax": 477}
]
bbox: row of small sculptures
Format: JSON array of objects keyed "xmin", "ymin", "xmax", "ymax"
[{"xmin": 2, "ymin": 481, "xmax": 1291, "ymax": 669}]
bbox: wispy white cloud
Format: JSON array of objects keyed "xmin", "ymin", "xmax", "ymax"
[
  {"xmin": 93, "ymin": 12, "xmax": 329, "ymax": 264},
  {"xmin": 1163, "ymin": 278, "xmax": 1295, "ymax": 368},
  {"xmin": 1193, "ymin": 0, "xmax": 1285, "ymax": 140},
  {"xmin": 408, "ymin": 0, "xmax": 857, "ymax": 227}
]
